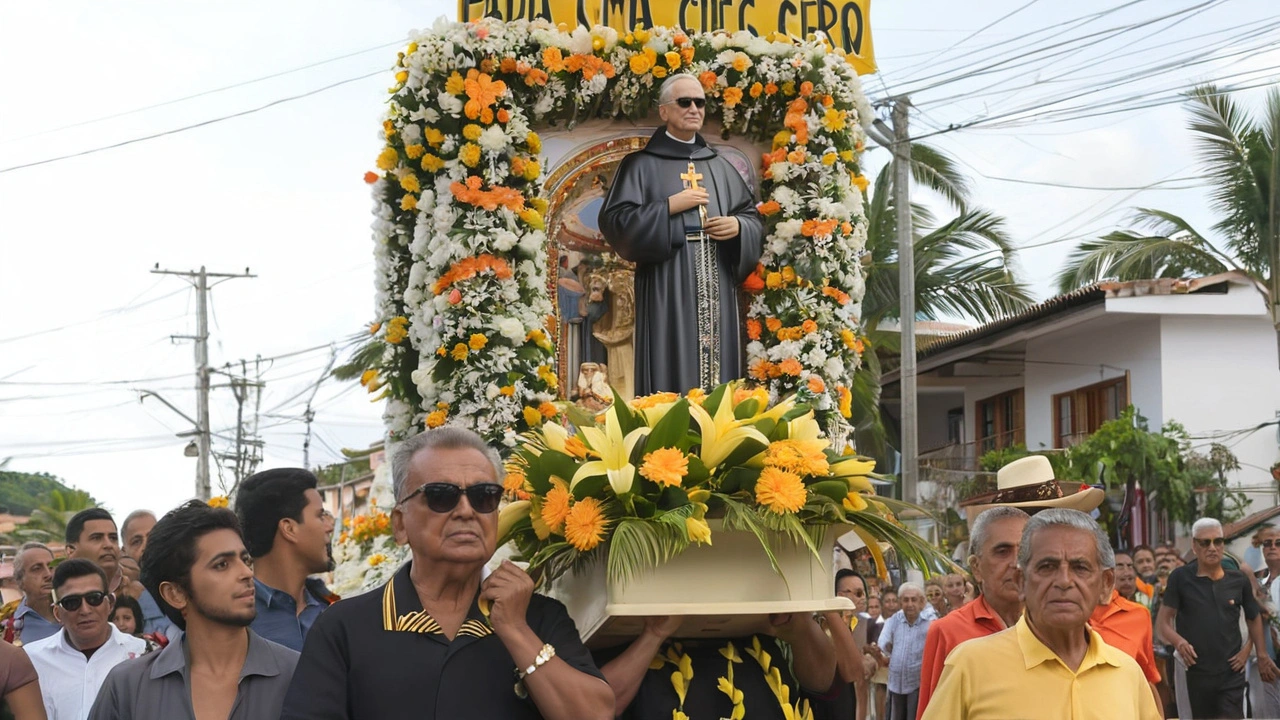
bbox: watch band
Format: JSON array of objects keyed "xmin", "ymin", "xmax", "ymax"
[{"xmin": 521, "ymin": 643, "xmax": 556, "ymax": 679}]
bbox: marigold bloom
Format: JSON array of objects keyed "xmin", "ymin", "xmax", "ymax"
[
  {"xmin": 468, "ymin": 333, "xmax": 488, "ymax": 351},
  {"xmin": 722, "ymin": 86, "xmax": 744, "ymax": 108},
  {"xmin": 385, "ymin": 316, "xmax": 409, "ymax": 344},
  {"xmin": 426, "ymin": 409, "xmax": 447, "ymax": 428},
  {"xmin": 779, "ymin": 358, "xmax": 803, "ymax": 376},
  {"xmin": 451, "ymin": 343, "xmax": 469, "ymax": 361},
  {"xmin": 445, "ymin": 71, "xmax": 465, "ymax": 95},
  {"xmin": 541, "ymin": 481, "xmax": 572, "ymax": 533},
  {"xmin": 755, "ymin": 467, "xmax": 807, "ymax": 514},
  {"xmin": 539, "ymin": 402, "xmax": 558, "ymax": 419},
  {"xmin": 399, "ymin": 173, "xmax": 420, "ymax": 193},
  {"xmin": 765, "ymin": 317, "xmax": 783, "ymax": 332},
  {"xmin": 503, "ymin": 467, "xmax": 526, "ymax": 494},
  {"xmin": 852, "ymin": 174, "xmax": 869, "ymax": 192},
  {"xmin": 807, "ymin": 375, "xmax": 826, "ymax": 394},
  {"xmin": 526, "ymin": 131, "xmax": 542, "ymax": 154},
  {"xmin": 746, "ymin": 318, "xmax": 762, "ymax": 340},
  {"xmin": 748, "ymin": 358, "xmax": 774, "ymax": 381},
  {"xmin": 838, "ymin": 385, "xmax": 852, "ymax": 418},
  {"xmin": 801, "ymin": 319, "xmax": 818, "ymax": 334},
  {"xmin": 459, "ymin": 143, "xmax": 482, "ymax": 168},
  {"xmin": 522, "ymin": 406, "xmax": 543, "ymax": 426},
  {"xmin": 400, "ymin": 194, "xmax": 417, "ymax": 211},
  {"xmin": 639, "ymin": 447, "xmax": 689, "ymax": 487},
  {"xmin": 757, "ymin": 200, "xmax": 781, "ymax": 216},
  {"xmin": 404, "ymin": 144, "xmax": 425, "ymax": 160},
  {"xmin": 208, "ymin": 496, "xmax": 229, "ymax": 509},
  {"xmin": 376, "ymin": 147, "xmax": 399, "ymax": 171},
  {"xmin": 765, "ymin": 439, "xmax": 830, "ymax": 476},
  {"xmin": 564, "ymin": 497, "xmax": 608, "ymax": 552},
  {"xmin": 421, "ymin": 154, "xmax": 444, "ymax": 172},
  {"xmin": 463, "ymin": 124, "xmax": 483, "ymax": 141},
  {"xmin": 765, "ymin": 272, "xmax": 784, "ymax": 289},
  {"xmin": 542, "ymin": 47, "xmax": 566, "ymax": 73}
]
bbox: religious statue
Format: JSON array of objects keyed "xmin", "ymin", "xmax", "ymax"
[
  {"xmin": 598, "ymin": 73, "xmax": 763, "ymax": 396},
  {"xmin": 591, "ymin": 268, "xmax": 636, "ymax": 400},
  {"xmin": 576, "ymin": 362, "xmax": 612, "ymax": 410}
]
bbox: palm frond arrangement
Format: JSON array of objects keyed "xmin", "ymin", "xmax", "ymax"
[{"xmin": 497, "ymin": 380, "xmax": 948, "ymax": 586}]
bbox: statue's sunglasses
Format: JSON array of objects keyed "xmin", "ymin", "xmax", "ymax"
[
  {"xmin": 398, "ymin": 482, "xmax": 503, "ymax": 514},
  {"xmin": 54, "ymin": 591, "xmax": 109, "ymax": 612},
  {"xmin": 666, "ymin": 97, "xmax": 706, "ymax": 109}
]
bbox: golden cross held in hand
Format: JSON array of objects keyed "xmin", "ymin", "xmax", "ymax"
[{"xmin": 681, "ymin": 162, "xmax": 709, "ymax": 225}]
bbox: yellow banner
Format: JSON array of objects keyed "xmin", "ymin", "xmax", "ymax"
[{"xmin": 458, "ymin": 0, "xmax": 876, "ymax": 74}]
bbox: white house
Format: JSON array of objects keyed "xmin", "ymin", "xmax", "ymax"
[{"xmin": 880, "ymin": 272, "xmax": 1280, "ymax": 542}]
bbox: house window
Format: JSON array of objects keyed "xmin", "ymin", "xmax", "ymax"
[
  {"xmin": 1053, "ymin": 377, "xmax": 1129, "ymax": 448},
  {"xmin": 946, "ymin": 408, "xmax": 964, "ymax": 445},
  {"xmin": 975, "ymin": 389, "xmax": 1024, "ymax": 453}
]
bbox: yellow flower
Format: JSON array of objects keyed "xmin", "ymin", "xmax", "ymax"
[
  {"xmin": 526, "ymin": 131, "xmax": 542, "ymax": 154},
  {"xmin": 395, "ymin": 70, "xmax": 408, "ymax": 84},
  {"xmin": 459, "ymin": 143, "xmax": 482, "ymax": 167},
  {"xmin": 523, "ymin": 405, "xmax": 543, "ymax": 426},
  {"xmin": 852, "ymin": 174, "xmax": 869, "ymax": 192},
  {"xmin": 376, "ymin": 146, "xmax": 399, "ymax": 170},
  {"xmin": 522, "ymin": 159, "xmax": 541, "ymax": 181},
  {"xmin": 384, "ymin": 316, "xmax": 409, "ymax": 344},
  {"xmin": 563, "ymin": 435, "xmax": 590, "ymax": 459},
  {"xmin": 843, "ymin": 492, "xmax": 868, "ymax": 512},
  {"xmin": 629, "ymin": 53, "xmax": 653, "ymax": 75},
  {"xmin": 207, "ymin": 496, "xmax": 229, "ymax": 508},
  {"xmin": 445, "ymin": 71, "xmax": 465, "ymax": 95},
  {"xmin": 686, "ymin": 515, "xmax": 712, "ymax": 545},
  {"xmin": 822, "ymin": 152, "xmax": 837, "ymax": 166},
  {"xmin": 530, "ymin": 197, "xmax": 549, "ymax": 214},
  {"xmin": 421, "ymin": 153, "xmax": 444, "ymax": 172},
  {"xmin": 564, "ymin": 496, "xmax": 608, "ymax": 552},
  {"xmin": 688, "ymin": 391, "xmax": 769, "ymax": 471},
  {"xmin": 503, "ymin": 467, "xmax": 527, "ymax": 494},
  {"xmin": 519, "ymin": 208, "xmax": 544, "ymax": 229},
  {"xmin": 665, "ymin": 51, "xmax": 682, "ymax": 69},
  {"xmin": 368, "ymin": 553, "xmax": 388, "ymax": 567},
  {"xmin": 572, "ymin": 404, "xmax": 651, "ymax": 495},
  {"xmin": 404, "ymin": 144, "xmax": 425, "ymax": 159},
  {"xmin": 399, "ymin": 173, "xmax": 420, "ymax": 193},
  {"xmin": 400, "ymin": 194, "xmax": 417, "ymax": 211},
  {"xmin": 764, "ymin": 439, "xmax": 830, "ymax": 476},
  {"xmin": 837, "ymin": 385, "xmax": 853, "ymax": 418},
  {"xmin": 468, "ymin": 333, "xmax": 488, "ymax": 351},
  {"xmin": 639, "ymin": 447, "xmax": 689, "ymax": 487},
  {"xmin": 537, "ymin": 364, "xmax": 559, "ymax": 389},
  {"xmin": 426, "ymin": 409, "xmax": 447, "ymax": 428},
  {"xmin": 755, "ymin": 467, "xmax": 807, "ymax": 514},
  {"xmin": 652, "ymin": 65, "xmax": 667, "ymax": 79},
  {"xmin": 773, "ymin": 130, "xmax": 792, "ymax": 149},
  {"xmin": 821, "ymin": 108, "xmax": 847, "ymax": 132},
  {"xmin": 359, "ymin": 369, "xmax": 379, "ymax": 387},
  {"xmin": 451, "ymin": 343, "xmax": 469, "ymax": 361},
  {"xmin": 781, "ymin": 81, "xmax": 796, "ymax": 96},
  {"xmin": 526, "ymin": 328, "xmax": 552, "ymax": 350},
  {"xmin": 463, "ymin": 124, "xmax": 483, "ymax": 141},
  {"xmin": 633, "ymin": 28, "xmax": 650, "ymax": 43},
  {"xmin": 541, "ymin": 477, "xmax": 572, "ymax": 533},
  {"xmin": 424, "ymin": 127, "xmax": 445, "ymax": 147},
  {"xmin": 731, "ymin": 52, "xmax": 751, "ymax": 72},
  {"xmin": 839, "ymin": 149, "xmax": 854, "ymax": 162}
]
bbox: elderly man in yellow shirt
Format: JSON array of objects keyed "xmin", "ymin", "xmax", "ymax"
[{"xmin": 921, "ymin": 508, "xmax": 1159, "ymax": 720}]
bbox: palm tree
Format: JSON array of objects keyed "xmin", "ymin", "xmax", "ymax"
[
  {"xmin": 853, "ymin": 143, "xmax": 1035, "ymax": 459},
  {"xmin": 8, "ymin": 488, "xmax": 98, "ymax": 545},
  {"xmin": 1056, "ymin": 84, "xmax": 1279, "ymax": 299}
]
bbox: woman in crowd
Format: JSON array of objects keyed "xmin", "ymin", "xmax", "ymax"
[
  {"xmin": 108, "ymin": 595, "xmax": 144, "ymax": 638},
  {"xmin": 0, "ymin": 640, "xmax": 46, "ymax": 720},
  {"xmin": 942, "ymin": 573, "xmax": 968, "ymax": 613},
  {"xmin": 924, "ymin": 578, "xmax": 948, "ymax": 618}
]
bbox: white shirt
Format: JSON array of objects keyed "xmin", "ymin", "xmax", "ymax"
[{"xmin": 24, "ymin": 624, "xmax": 147, "ymax": 720}]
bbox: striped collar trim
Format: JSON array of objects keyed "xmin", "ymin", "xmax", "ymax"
[{"xmin": 380, "ymin": 565, "xmax": 493, "ymax": 638}]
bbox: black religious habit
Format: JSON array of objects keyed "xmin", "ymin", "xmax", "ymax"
[{"xmin": 598, "ymin": 128, "xmax": 764, "ymax": 396}]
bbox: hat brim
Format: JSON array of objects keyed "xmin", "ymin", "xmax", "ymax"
[{"xmin": 964, "ymin": 487, "xmax": 1106, "ymax": 526}]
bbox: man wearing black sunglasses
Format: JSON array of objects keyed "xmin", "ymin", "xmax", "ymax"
[
  {"xmin": 1158, "ymin": 517, "xmax": 1278, "ymax": 718},
  {"xmin": 282, "ymin": 427, "xmax": 612, "ymax": 720},
  {"xmin": 599, "ymin": 72, "xmax": 763, "ymax": 396},
  {"xmin": 23, "ymin": 559, "xmax": 147, "ymax": 720}
]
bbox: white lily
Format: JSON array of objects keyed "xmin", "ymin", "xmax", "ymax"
[
  {"xmin": 690, "ymin": 394, "xmax": 769, "ymax": 471},
  {"xmin": 570, "ymin": 404, "xmax": 650, "ymax": 496},
  {"xmin": 540, "ymin": 421, "xmax": 569, "ymax": 454}
]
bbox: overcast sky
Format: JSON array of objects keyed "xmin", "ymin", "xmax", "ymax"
[{"xmin": 1, "ymin": 0, "xmax": 1275, "ymax": 519}]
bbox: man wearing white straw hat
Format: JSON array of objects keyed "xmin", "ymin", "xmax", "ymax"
[{"xmin": 916, "ymin": 456, "xmax": 1104, "ymax": 719}]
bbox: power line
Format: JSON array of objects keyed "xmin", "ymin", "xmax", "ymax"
[
  {"xmin": 3, "ymin": 39, "xmax": 407, "ymax": 143},
  {"xmin": 0, "ymin": 68, "xmax": 386, "ymax": 175}
]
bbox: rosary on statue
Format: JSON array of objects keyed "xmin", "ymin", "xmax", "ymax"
[{"xmin": 681, "ymin": 161, "xmax": 721, "ymax": 391}]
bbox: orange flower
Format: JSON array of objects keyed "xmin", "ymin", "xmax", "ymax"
[
  {"xmin": 765, "ymin": 317, "xmax": 782, "ymax": 332},
  {"xmin": 503, "ymin": 467, "xmax": 526, "ymax": 494},
  {"xmin": 698, "ymin": 71, "xmax": 718, "ymax": 90},
  {"xmin": 838, "ymin": 385, "xmax": 852, "ymax": 418},
  {"xmin": 742, "ymin": 266, "xmax": 766, "ymax": 294},
  {"xmin": 787, "ymin": 149, "xmax": 807, "ymax": 165},
  {"xmin": 564, "ymin": 497, "xmax": 608, "ymax": 552},
  {"xmin": 765, "ymin": 438, "xmax": 830, "ymax": 476},
  {"xmin": 822, "ymin": 286, "xmax": 851, "ymax": 305},
  {"xmin": 801, "ymin": 319, "xmax": 818, "ymax": 334},
  {"xmin": 525, "ymin": 68, "xmax": 549, "ymax": 86},
  {"xmin": 463, "ymin": 69, "xmax": 506, "ymax": 121},
  {"xmin": 449, "ymin": 176, "xmax": 526, "ymax": 213},
  {"xmin": 801, "ymin": 219, "xmax": 839, "ymax": 238},
  {"xmin": 764, "ymin": 82, "xmax": 778, "ymax": 95},
  {"xmin": 639, "ymin": 447, "xmax": 689, "ymax": 488},
  {"xmin": 432, "ymin": 253, "xmax": 515, "ymax": 295},
  {"xmin": 541, "ymin": 480, "xmax": 573, "ymax": 533},
  {"xmin": 564, "ymin": 435, "xmax": 591, "ymax": 459},
  {"xmin": 539, "ymin": 402, "xmax": 558, "ymax": 419},
  {"xmin": 799, "ymin": 81, "xmax": 814, "ymax": 97},
  {"xmin": 749, "ymin": 358, "xmax": 773, "ymax": 381},
  {"xmin": 779, "ymin": 358, "xmax": 804, "ymax": 376},
  {"xmin": 426, "ymin": 409, "xmax": 447, "ymax": 428},
  {"xmin": 722, "ymin": 86, "xmax": 744, "ymax": 108},
  {"xmin": 807, "ymin": 375, "xmax": 826, "ymax": 394},
  {"xmin": 542, "ymin": 47, "xmax": 566, "ymax": 73},
  {"xmin": 497, "ymin": 108, "xmax": 511, "ymax": 124},
  {"xmin": 363, "ymin": 171, "xmax": 379, "ymax": 184},
  {"xmin": 631, "ymin": 391, "xmax": 679, "ymax": 410},
  {"xmin": 755, "ymin": 467, "xmax": 807, "ymax": 514},
  {"xmin": 746, "ymin": 317, "xmax": 762, "ymax": 340},
  {"xmin": 499, "ymin": 57, "xmax": 518, "ymax": 73},
  {"xmin": 749, "ymin": 82, "xmax": 764, "ymax": 98},
  {"xmin": 757, "ymin": 200, "xmax": 781, "ymax": 217}
]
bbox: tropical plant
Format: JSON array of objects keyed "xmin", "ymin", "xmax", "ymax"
[
  {"xmin": 1181, "ymin": 441, "xmax": 1248, "ymax": 523},
  {"xmin": 9, "ymin": 487, "xmax": 99, "ymax": 544},
  {"xmin": 497, "ymin": 381, "xmax": 950, "ymax": 587},
  {"xmin": 853, "ymin": 144, "xmax": 1035, "ymax": 459},
  {"xmin": 1056, "ymin": 84, "xmax": 1278, "ymax": 302}
]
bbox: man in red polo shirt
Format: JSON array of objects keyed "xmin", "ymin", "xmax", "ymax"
[
  {"xmin": 915, "ymin": 505, "xmax": 1028, "ymax": 719},
  {"xmin": 1091, "ymin": 548, "xmax": 1163, "ymax": 715}
]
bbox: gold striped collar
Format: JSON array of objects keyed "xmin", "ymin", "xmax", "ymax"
[{"xmin": 380, "ymin": 565, "xmax": 493, "ymax": 639}]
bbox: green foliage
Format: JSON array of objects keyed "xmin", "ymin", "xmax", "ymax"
[
  {"xmin": 313, "ymin": 455, "xmax": 374, "ymax": 487},
  {"xmin": 7, "ymin": 487, "xmax": 100, "ymax": 545},
  {"xmin": 0, "ymin": 471, "xmax": 95, "ymax": 516},
  {"xmin": 978, "ymin": 444, "xmax": 1031, "ymax": 472}
]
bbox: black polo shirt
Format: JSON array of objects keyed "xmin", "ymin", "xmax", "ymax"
[
  {"xmin": 280, "ymin": 562, "xmax": 604, "ymax": 719},
  {"xmin": 1163, "ymin": 561, "xmax": 1259, "ymax": 675}
]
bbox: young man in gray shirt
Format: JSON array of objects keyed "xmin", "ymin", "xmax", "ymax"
[{"xmin": 88, "ymin": 500, "xmax": 299, "ymax": 720}]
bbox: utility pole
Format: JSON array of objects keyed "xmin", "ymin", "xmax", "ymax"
[
  {"xmin": 892, "ymin": 97, "xmax": 919, "ymax": 505},
  {"xmin": 152, "ymin": 264, "xmax": 255, "ymax": 500}
]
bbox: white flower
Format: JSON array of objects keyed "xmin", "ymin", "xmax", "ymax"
[
  {"xmin": 438, "ymin": 92, "xmax": 463, "ymax": 116},
  {"xmin": 478, "ymin": 125, "xmax": 509, "ymax": 153},
  {"xmin": 400, "ymin": 123, "xmax": 422, "ymax": 144},
  {"xmin": 497, "ymin": 317, "xmax": 525, "ymax": 341},
  {"xmin": 493, "ymin": 230, "xmax": 518, "ymax": 252}
]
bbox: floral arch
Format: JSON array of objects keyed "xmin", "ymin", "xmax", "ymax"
[{"xmin": 356, "ymin": 17, "xmax": 874, "ymax": 449}]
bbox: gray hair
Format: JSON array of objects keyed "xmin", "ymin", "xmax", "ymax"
[
  {"xmin": 1192, "ymin": 517, "xmax": 1223, "ymax": 537},
  {"xmin": 969, "ymin": 506, "xmax": 1031, "ymax": 560},
  {"xmin": 657, "ymin": 73, "xmax": 702, "ymax": 106},
  {"xmin": 121, "ymin": 509, "xmax": 155, "ymax": 539},
  {"xmin": 897, "ymin": 581, "xmax": 925, "ymax": 598},
  {"xmin": 391, "ymin": 427, "xmax": 503, "ymax": 502},
  {"xmin": 1017, "ymin": 508, "xmax": 1114, "ymax": 571},
  {"xmin": 13, "ymin": 542, "xmax": 53, "ymax": 582}
]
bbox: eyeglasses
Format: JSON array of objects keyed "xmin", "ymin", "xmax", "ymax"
[
  {"xmin": 1263, "ymin": 540, "xmax": 1280, "ymax": 548},
  {"xmin": 54, "ymin": 591, "xmax": 109, "ymax": 612},
  {"xmin": 666, "ymin": 97, "xmax": 706, "ymax": 109},
  {"xmin": 398, "ymin": 483, "xmax": 503, "ymax": 514},
  {"xmin": 1194, "ymin": 537, "xmax": 1226, "ymax": 548}
]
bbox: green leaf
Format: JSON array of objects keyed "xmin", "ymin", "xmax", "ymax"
[
  {"xmin": 719, "ymin": 466, "xmax": 761, "ymax": 494},
  {"xmin": 644, "ymin": 399, "xmax": 691, "ymax": 453},
  {"xmin": 659, "ymin": 485, "xmax": 691, "ymax": 509},
  {"xmin": 734, "ymin": 399, "xmax": 762, "ymax": 419},
  {"xmin": 611, "ymin": 390, "xmax": 644, "ymax": 435},
  {"xmin": 571, "ymin": 474, "xmax": 608, "ymax": 501},
  {"xmin": 808, "ymin": 480, "xmax": 850, "ymax": 503},
  {"xmin": 684, "ymin": 455, "xmax": 711, "ymax": 485},
  {"xmin": 606, "ymin": 519, "xmax": 688, "ymax": 587},
  {"xmin": 719, "ymin": 437, "xmax": 770, "ymax": 469},
  {"xmin": 704, "ymin": 384, "xmax": 731, "ymax": 415}
]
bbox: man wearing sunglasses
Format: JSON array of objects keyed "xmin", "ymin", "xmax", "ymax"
[
  {"xmin": 1158, "ymin": 517, "xmax": 1278, "ymax": 718},
  {"xmin": 599, "ymin": 72, "xmax": 763, "ymax": 396},
  {"xmin": 23, "ymin": 559, "xmax": 146, "ymax": 720},
  {"xmin": 282, "ymin": 427, "xmax": 612, "ymax": 720}
]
